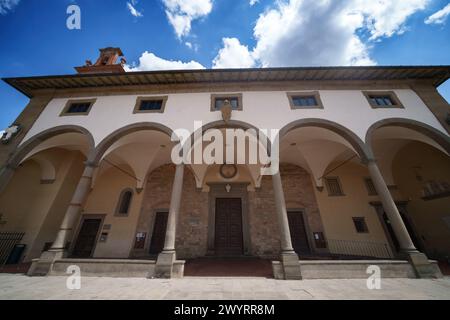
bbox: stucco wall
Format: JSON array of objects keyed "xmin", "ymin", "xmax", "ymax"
[
  {"xmin": 20, "ymin": 89, "xmax": 447, "ymax": 148},
  {"xmin": 0, "ymin": 149, "xmax": 84, "ymax": 261},
  {"xmin": 314, "ymin": 161, "xmax": 393, "ymax": 250},
  {"xmin": 392, "ymin": 142, "xmax": 450, "ymax": 259},
  {"xmin": 81, "ymin": 165, "xmax": 145, "ymax": 258}
]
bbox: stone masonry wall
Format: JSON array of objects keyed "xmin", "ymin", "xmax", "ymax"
[
  {"xmin": 132, "ymin": 164, "xmax": 208, "ymax": 259},
  {"xmin": 248, "ymin": 163, "xmax": 325, "ymax": 258},
  {"xmin": 133, "ymin": 163, "xmax": 324, "ymax": 259}
]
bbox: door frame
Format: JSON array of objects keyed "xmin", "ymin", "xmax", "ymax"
[
  {"xmin": 207, "ymin": 183, "xmax": 251, "ymax": 256},
  {"xmin": 70, "ymin": 214, "xmax": 106, "ymax": 258},
  {"xmin": 148, "ymin": 209, "xmax": 169, "ymax": 255},
  {"xmin": 286, "ymin": 208, "xmax": 314, "ymax": 255},
  {"xmin": 370, "ymin": 201, "xmax": 426, "ymax": 257}
]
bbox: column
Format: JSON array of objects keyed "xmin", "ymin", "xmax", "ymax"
[
  {"xmin": 28, "ymin": 162, "xmax": 96, "ymax": 276},
  {"xmin": 367, "ymin": 159, "xmax": 442, "ymax": 278},
  {"xmin": 48, "ymin": 162, "xmax": 97, "ymax": 253},
  {"xmin": 155, "ymin": 164, "xmax": 184, "ymax": 278},
  {"xmin": 367, "ymin": 160, "xmax": 417, "ymax": 253},
  {"xmin": 272, "ymin": 171, "xmax": 302, "ymax": 280}
]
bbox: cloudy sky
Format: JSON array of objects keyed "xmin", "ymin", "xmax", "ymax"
[{"xmin": 0, "ymin": 0, "xmax": 449, "ymax": 129}]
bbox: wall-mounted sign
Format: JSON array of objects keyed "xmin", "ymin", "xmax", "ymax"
[
  {"xmin": 99, "ymin": 232, "xmax": 108, "ymax": 242},
  {"xmin": 134, "ymin": 232, "xmax": 146, "ymax": 249}
]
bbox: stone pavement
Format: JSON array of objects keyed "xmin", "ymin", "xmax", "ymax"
[{"xmin": 0, "ymin": 274, "xmax": 449, "ymax": 300}]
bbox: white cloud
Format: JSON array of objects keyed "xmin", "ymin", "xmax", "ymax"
[
  {"xmin": 163, "ymin": 0, "xmax": 213, "ymax": 38},
  {"xmin": 212, "ymin": 38, "xmax": 256, "ymax": 68},
  {"xmin": 0, "ymin": 0, "xmax": 20, "ymax": 15},
  {"xmin": 425, "ymin": 3, "xmax": 450, "ymax": 24},
  {"xmin": 126, "ymin": 51, "xmax": 205, "ymax": 71},
  {"xmin": 127, "ymin": 1, "xmax": 143, "ymax": 17},
  {"xmin": 214, "ymin": 0, "xmax": 428, "ymax": 68},
  {"xmin": 249, "ymin": 0, "xmax": 259, "ymax": 6}
]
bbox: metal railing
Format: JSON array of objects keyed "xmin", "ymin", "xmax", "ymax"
[
  {"xmin": 326, "ymin": 239, "xmax": 393, "ymax": 259},
  {"xmin": 0, "ymin": 232, "xmax": 25, "ymax": 265}
]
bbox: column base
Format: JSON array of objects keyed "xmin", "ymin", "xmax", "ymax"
[
  {"xmin": 272, "ymin": 252, "xmax": 302, "ymax": 280},
  {"xmin": 27, "ymin": 249, "xmax": 66, "ymax": 276},
  {"xmin": 405, "ymin": 251, "xmax": 443, "ymax": 279},
  {"xmin": 154, "ymin": 251, "xmax": 185, "ymax": 279}
]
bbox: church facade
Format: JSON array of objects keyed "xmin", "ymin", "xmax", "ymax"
[{"xmin": 0, "ymin": 48, "xmax": 449, "ymax": 279}]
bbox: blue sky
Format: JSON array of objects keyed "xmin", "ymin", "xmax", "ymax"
[{"xmin": 0, "ymin": 0, "xmax": 449, "ymax": 129}]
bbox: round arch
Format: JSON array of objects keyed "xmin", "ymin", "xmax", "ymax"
[
  {"xmin": 181, "ymin": 119, "xmax": 272, "ymax": 157},
  {"xmin": 365, "ymin": 118, "xmax": 450, "ymax": 156},
  {"xmin": 279, "ymin": 118, "xmax": 371, "ymax": 162},
  {"xmin": 89, "ymin": 122, "xmax": 175, "ymax": 165},
  {"xmin": 6, "ymin": 125, "xmax": 95, "ymax": 168}
]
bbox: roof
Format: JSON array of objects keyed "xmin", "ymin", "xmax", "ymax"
[{"xmin": 3, "ymin": 65, "xmax": 450, "ymax": 98}]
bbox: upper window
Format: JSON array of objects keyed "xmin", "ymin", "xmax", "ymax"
[
  {"xmin": 211, "ymin": 94, "xmax": 243, "ymax": 111},
  {"xmin": 133, "ymin": 96, "xmax": 168, "ymax": 113},
  {"xmin": 287, "ymin": 92, "xmax": 323, "ymax": 109},
  {"xmin": 60, "ymin": 99, "xmax": 96, "ymax": 116},
  {"xmin": 116, "ymin": 189, "xmax": 133, "ymax": 216},
  {"xmin": 352, "ymin": 217, "xmax": 369, "ymax": 233},
  {"xmin": 325, "ymin": 177, "xmax": 344, "ymax": 196},
  {"xmin": 363, "ymin": 91, "xmax": 403, "ymax": 109},
  {"xmin": 364, "ymin": 177, "xmax": 378, "ymax": 196}
]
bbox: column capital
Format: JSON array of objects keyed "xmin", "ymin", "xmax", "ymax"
[{"xmin": 83, "ymin": 160, "xmax": 98, "ymax": 168}]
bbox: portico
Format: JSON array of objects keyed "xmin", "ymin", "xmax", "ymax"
[{"xmin": 1, "ymin": 58, "xmax": 449, "ymax": 279}]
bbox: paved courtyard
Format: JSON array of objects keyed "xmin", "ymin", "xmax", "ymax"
[{"xmin": 0, "ymin": 274, "xmax": 449, "ymax": 299}]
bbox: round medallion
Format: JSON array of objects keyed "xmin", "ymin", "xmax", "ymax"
[{"xmin": 220, "ymin": 164, "xmax": 237, "ymax": 179}]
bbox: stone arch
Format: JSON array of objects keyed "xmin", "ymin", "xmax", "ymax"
[
  {"xmin": 279, "ymin": 118, "xmax": 371, "ymax": 162},
  {"xmin": 5, "ymin": 125, "xmax": 95, "ymax": 168},
  {"xmin": 181, "ymin": 119, "xmax": 272, "ymax": 157},
  {"xmin": 89, "ymin": 122, "xmax": 175, "ymax": 165},
  {"xmin": 365, "ymin": 118, "xmax": 450, "ymax": 156}
]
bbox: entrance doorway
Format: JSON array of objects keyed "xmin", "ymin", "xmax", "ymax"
[
  {"xmin": 71, "ymin": 217, "xmax": 102, "ymax": 258},
  {"xmin": 287, "ymin": 210, "xmax": 311, "ymax": 255},
  {"xmin": 373, "ymin": 203, "xmax": 424, "ymax": 254},
  {"xmin": 214, "ymin": 198, "xmax": 244, "ymax": 256},
  {"xmin": 149, "ymin": 211, "xmax": 168, "ymax": 255}
]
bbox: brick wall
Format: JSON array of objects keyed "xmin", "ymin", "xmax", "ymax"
[{"xmin": 133, "ymin": 163, "xmax": 324, "ymax": 259}]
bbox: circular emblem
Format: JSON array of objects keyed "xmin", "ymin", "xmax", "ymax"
[{"xmin": 220, "ymin": 164, "xmax": 237, "ymax": 179}]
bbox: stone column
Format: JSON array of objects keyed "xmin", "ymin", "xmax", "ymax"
[
  {"xmin": 367, "ymin": 159, "xmax": 442, "ymax": 278},
  {"xmin": 155, "ymin": 164, "xmax": 185, "ymax": 278},
  {"xmin": 28, "ymin": 162, "xmax": 96, "ymax": 276},
  {"xmin": 272, "ymin": 171, "xmax": 302, "ymax": 280}
]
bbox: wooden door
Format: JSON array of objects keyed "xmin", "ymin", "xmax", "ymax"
[
  {"xmin": 149, "ymin": 212, "xmax": 169, "ymax": 255},
  {"xmin": 215, "ymin": 198, "xmax": 243, "ymax": 255},
  {"xmin": 71, "ymin": 218, "xmax": 102, "ymax": 258},
  {"xmin": 287, "ymin": 211, "xmax": 311, "ymax": 255}
]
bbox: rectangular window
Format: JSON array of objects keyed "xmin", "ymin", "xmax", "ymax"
[
  {"xmin": 364, "ymin": 178, "xmax": 378, "ymax": 195},
  {"xmin": 363, "ymin": 91, "xmax": 403, "ymax": 109},
  {"xmin": 211, "ymin": 94, "xmax": 243, "ymax": 111},
  {"xmin": 287, "ymin": 91, "xmax": 323, "ymax": 109},
  {"xmin": 133, "ymin": 96, "xmax": 168, "ymax": 113},
  {"xmin": 352, "ymin": 217, "xmax": 369, "ymax": 233},
  {"xmin": 325, "ymin": 177, "xmax": 344, "ymax": 196},
  {"xmin": 60, "ymin": 99, "xmax": 96, "ymax": 116}
]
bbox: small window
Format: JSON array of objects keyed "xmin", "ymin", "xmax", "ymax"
[
  {"xmin": 60, "ymin": 99, "xmax": 96, "ymax": 116},
  {"xmin": 133, "ymin": 96, "xmax": 168, "ymax": 113},
  {"xmin": 287, "ymin": 92, "xmax": 323, "ymax": 109},
  {"xmin": 363, "ymin": 91, "xmax": 403, "ymax": 109},
  {"xmin": 352, "ymin": 217, "xmax": 369, "ymax": 233},
  {"xmin": 364, "ymin": 178, "xmax": 378, "ymax": 196},
  {"xmin": 116, "ymin": 189, "xmax": 133, "ymax": 216},
  {"xmin": 211, "ymin": 94, "xmax": 243, "ymax": 111},
  {"xmin": 325, "ymin": 177, "xmax": 344, "ymax": 196}
]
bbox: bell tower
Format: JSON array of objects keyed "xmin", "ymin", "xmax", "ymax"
[{"xmin": 75, "ymin": 47, "xmax": 126, "ymax": 74}]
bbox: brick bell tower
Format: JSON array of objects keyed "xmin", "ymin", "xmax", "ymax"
[{"xmin": 75, "ymin": 47, "xmax": 126, "ymax": 74}]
